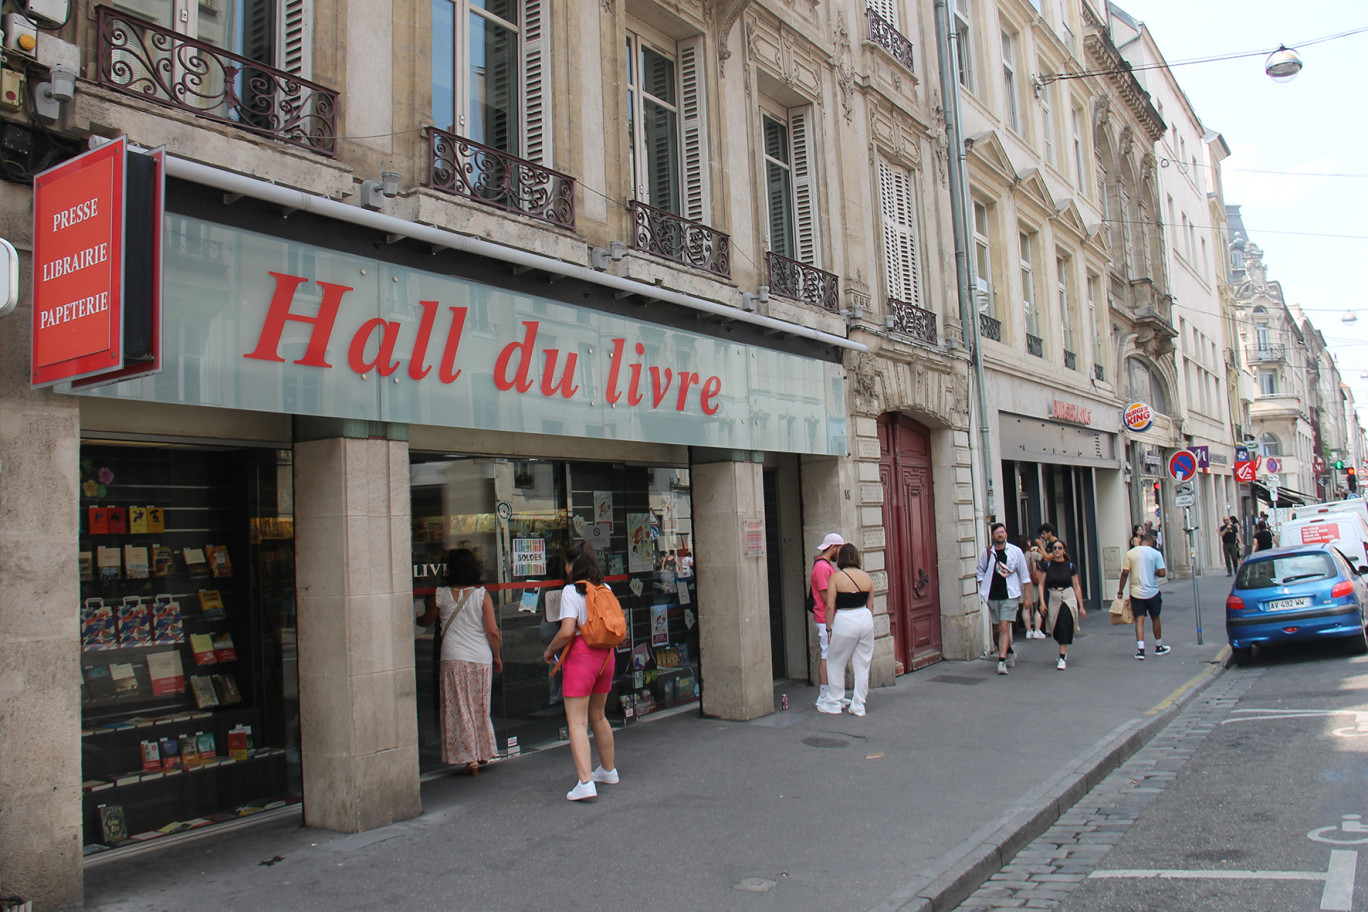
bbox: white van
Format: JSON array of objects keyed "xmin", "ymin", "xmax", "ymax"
[
  {"xmin": 1288, "ymin": 499, "xmax": 1368, "ymax": 528},
  {"xmin": 1277, "ymin": 511, "xmax": 1368, "ymax": 569}
]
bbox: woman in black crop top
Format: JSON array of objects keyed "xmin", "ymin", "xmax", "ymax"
[
  {"xmin": 823, "ymin": 544, "xmax": 876, "ymax": 716},
  {"xmin": 1038, "ymin": 541, "xmax": 1087, "ymax": 670}
]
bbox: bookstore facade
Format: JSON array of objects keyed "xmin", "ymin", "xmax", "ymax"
[{"xmin": 51, "ymin": 174, "xmax": 851, "ymax": 857}]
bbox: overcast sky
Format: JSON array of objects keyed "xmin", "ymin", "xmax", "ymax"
[{"xmin": 1115, "ymin": 1, "xmax": 1368, "ymax": 424}]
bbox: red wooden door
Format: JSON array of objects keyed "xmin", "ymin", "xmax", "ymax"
[{"xmin": 878, "ymin": 414, "xmax": 942, "ymax": 671}]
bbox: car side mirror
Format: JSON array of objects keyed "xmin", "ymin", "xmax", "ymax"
[{"xmin": 1358, "ymin": 565, "xmax": 1368, "ymax": 576}]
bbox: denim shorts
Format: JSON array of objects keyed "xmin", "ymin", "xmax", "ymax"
[{"xmin": 987, "ymin": 597, "xmax": 1020, "ymax": 623}]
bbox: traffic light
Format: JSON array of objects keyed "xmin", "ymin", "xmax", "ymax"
[
  {"xmin": 1335, "ymin": 459, "xmax": 1345, "ymax": 470},
  {"xmin": 1350, "ymin": 467, "xmax": 1358, "ymax": 492}
]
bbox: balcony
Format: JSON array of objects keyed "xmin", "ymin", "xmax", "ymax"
[
  {"xmin": 1246, "ymin": 344, "xmax": 1288, "ymax": 363},
  {"xmin": 979, "ymin": 312, "xmax": 1002, "ymax": 342},
  {"xmin": 766, "ymin": 252, "xmax": 839, "ymax": 312},
  {"xmin": 887, "ymin": 297, "xmax": 937, "ymax": 346},
  {"xmin": 1026, "ymin": 333, "xmax": 1044, "ymax": 358},
  {"xmin": 427, "ymin": 128, "xmax": 575, "ymax": 229},
  {"xmin": 1064, "ymin": 350, "xmax": 1077, "ymax": 371},
  {"xmin": 629, "ymin": 201, "xmax": 731, "ymax": 278},
  {"xmin": 866, "ymin": 7, "xmax": 915, "ymax": 73},
  {"xmin": 96, "ymin": 7, "xmax": 339, "ymax": 157}
]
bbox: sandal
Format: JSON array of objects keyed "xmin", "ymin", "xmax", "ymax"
[{"xmin": 458, "ymin": 763, "xmax": 479, "ymax": 777}]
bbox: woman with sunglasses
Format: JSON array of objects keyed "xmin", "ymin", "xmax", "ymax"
[{"xmin": 1039, "ymin": 540, "xmax": 1087, "ymax": 670}]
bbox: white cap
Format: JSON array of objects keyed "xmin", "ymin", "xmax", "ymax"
[{"xmin": 816, "ymin": 532, "xmax": 845, "ymax": 554}]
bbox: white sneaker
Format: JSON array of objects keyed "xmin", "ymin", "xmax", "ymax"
[
  {"xmin": 1056, "ymin": 656, "xmax": 1067, "ymax": 671},
  {"xmin": 816, "ymin": 700, "xmax": 843, "ymax": 714},
  {"xmin": 840, "ymin": 697, "xmax": 853, "ymax": 707},
  {"xmin": 997, "ymin": 660, "xmax": 1008, "ymax": 675},
  {"xmin": 1006, "ymin": 651, "xmax": 1016, "ymax": 668},
  {"xmin": 591, "ymin": 766, "xmax": 619, "ymax": 785},
  {"xmin": 849, "ymin": 706, "xmax": 866, "ymax": 717},
  {"xmin": 566, "ymin": 780, "xmax": 597, "ymax": 801}
]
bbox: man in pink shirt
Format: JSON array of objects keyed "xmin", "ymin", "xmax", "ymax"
[{"xmin": 811, "ymin": 532, "xmax": 846, "ymax": 712}]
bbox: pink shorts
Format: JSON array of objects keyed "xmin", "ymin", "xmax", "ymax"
[{"xmin": 562, "ymin": 637, "xmax": 615, "ymax": 697}]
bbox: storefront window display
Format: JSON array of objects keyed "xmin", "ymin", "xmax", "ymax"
[
  {"xmin": 411, "ymin": 456, "xmax": 697, "ymax": 772},
  {"xmin": 78, "ymin": 444, "xmax": 300, "ymax": 854}
]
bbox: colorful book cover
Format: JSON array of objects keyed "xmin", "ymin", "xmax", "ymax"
[
  {"xmin": 151, "ymin": 599, "xmax": 185, "ymax": 644},
  {"xmin": 106, "ymin": 506, "xmax": 128, "ymax": 535},
  {"xmin": 146, "ymin": 650, "xmax": 186, "ymax": 696},
  {"xmin": 109, "ymin": 662, "xmax": 140, "ymax": 697},
  {"xmin": 227, "ymin": 727, "xmax": 249, "ymax": 762},
  {"xmin": 98, "ymin": 804, "xmax": 128, "ymax": 844},
  {"xmin": 183, "ymin": 548, "xmax": 209, "ymax": 578},
  {"xmin": 211, "ymin": 632, "xmax": 237, "ymax": 663},
  {"xmin": 128, "ymin": 505, "xmax": 149, "ymax": 534},
  {"xmin": 82, "ymin": 664, "xmax": 116, "ymax": 701},
  {"xmin": 189, "ymin": 634, "xmax": 217, "ymax": 665},
  {"xmin": 146, "ymin": 506, "xmax": 165, "ymax": 533},
  {"xmin": 116, "ymin": 601, "xmax": 152, "ymax": 647},
  {"xmin": 140, "ymin": 740, "xmax": 162, "ymax": 772},
  {"xmin": 123, "ymin": 545, "xmax": 150, "ymax": 579},
  {"xmin": 88, "ymin": 506, "xmax": 109, "ymax": 534},
  {"xmin": 81, "ymin": 600, "xmax": 116, "ymax": 650},
  {"xmin": 150, "ymin": 546, "xmax": 175, "ymax": 577},
  {"xmin": 206, "ymin": 545, "xmax": 234, "ymax": 578},
  {"xmin": 195, "ymin": 731, "xmax": 216, "ymax": 760},
  {"xmin": 212, "ymin": 674, "xmax": 242, "ymax": 706},
  {"xmin": 197, "ymin": 589, "xmax": 226, "ymax": 621},
  {"xmin": 78, "ymin": 551, "xmax": 93, "ymax": 582},
  {"xmin": 159, "ymin": 736, "xmax": 181, "ymax": 769},
  {"xmin": 96, "ymin": 546, "xmax": 121, "ymax": 581},
  {"xmin": 178, "ymin": 733, "xmax": 200, "ymax": 768},
  {"xmin": 190, "ymin": 675, "xmax": 220, "ymax": 709}
]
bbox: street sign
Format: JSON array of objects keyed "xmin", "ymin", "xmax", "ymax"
[
  {"xmin": 1313, "ymin": 455, "xmax": 1326, "ymax": 474},
  {"xmin": 1168, "ymin": 449, "xmax": 1199, "ymax": 482},
  {"xmin": 1174, "ymin": 493, "xmax": 1195, "ymax": 507},
  {"xmin": 1266, "ymin": 457, "xmax": 1282, "ymax": 474},
  {"xmin": 1235, "ymin": 444, "xmax": 1250, "ymax": 462},
  {"xmin": 1235, "ymin": 461, "xmax": 1256, "ymax": 483},
  {"xmin": 1176, "ymin": 481, "xmax": 1194, "ymax": 495},
  {"xmin": 1191, "ymin": 445, "xmax": 1210, "ymax": 469}
]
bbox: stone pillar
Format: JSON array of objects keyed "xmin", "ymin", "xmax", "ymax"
[
  {"xmin": 0, "ymin": 197, "xmax": 83, "ymax": 907},
  {"xmin": 294, "ymin": 437, "xmax": 420, "ymax": 832},
  {"xmin": 694, "ymin": 458, "xmax": 773, "ymax": 720}
]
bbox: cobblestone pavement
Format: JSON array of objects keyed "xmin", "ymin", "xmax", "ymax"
[{"xmin": 951, "ymin": 668, "xmax": 1262, "ymax": 911}]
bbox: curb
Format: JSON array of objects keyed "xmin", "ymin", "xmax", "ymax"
[{"xmin": 868, "ymin": 653, "xmax": 1231, "ymax": 912}]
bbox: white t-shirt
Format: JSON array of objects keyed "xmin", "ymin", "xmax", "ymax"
[
  {"xmin": 558, "ymin": 584, "xmax": 587, "ymax": 635},
  {"xmin": 436, "ymin": 586, "xmax": 492, "ymax": 663}
]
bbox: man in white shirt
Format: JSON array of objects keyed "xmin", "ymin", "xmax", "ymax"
[
  {"xmin": 975, "ymin": 523, "xmax": 1036, "ymax": 675},
  {"xmin": 1118, "ymin": 531, "xmax": 1169, "ymax": 660}
]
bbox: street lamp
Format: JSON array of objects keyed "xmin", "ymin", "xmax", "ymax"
[{"xmin": 1265, "ymin": 45, "xmax": 1304, "ymax": 83}]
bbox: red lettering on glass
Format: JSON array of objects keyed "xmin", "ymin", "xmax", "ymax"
[
  {"xmin": 437, "ymin": 306, "xmax": 467, "ymax": 384},
  {"xmin": 700, "ymin": 375, "xmax": 721, "ymax": 415},
  {"xmin": 244, "ymin": 272, "xmax": 350, "ymax": 367},
  {"xmin": 347, "ymin": 318, "xmax": 402, "ymax": 376},
  {"xmin": 408, "ymin": 301, "xmax": 438, "ymax": 380},
  {"xmin": 649, "ymin": 366, "xmax": 673, "ymax": 408},
  {"xmin": 606, "ymin": 338, "xmax": 627, "ymax": 404},
  {"xmin": 674, "ymin": 372, "xmax": 699, "ymax": 411},
  {"xmin": 539, "ymin": 349, "xmax": 580, "ymax": 398},
  {"xmin": 494, "ymin": 321, "xmax": 538, "ymax": 393}
]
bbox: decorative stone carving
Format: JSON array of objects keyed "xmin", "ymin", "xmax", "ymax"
[
  {"xmin": 851, "ymin": 352, "xmax": 881, "ymax": 413},
  {"xmin": 832, "ymin": 13, "xmax": 856, "ymax": 124},
  {"xmin": 928, "ymin": 88, "xmax": 949, "ymax": 188}
]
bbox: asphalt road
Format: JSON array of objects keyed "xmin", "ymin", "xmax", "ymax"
[{"xmin": 957, "ymin": 636, "xmax": 1368, "ymax": 912}]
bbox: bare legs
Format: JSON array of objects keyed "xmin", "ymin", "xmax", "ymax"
[{"xmin": 564, "ymin": 692, "xmax": 614, "ymax": 784}]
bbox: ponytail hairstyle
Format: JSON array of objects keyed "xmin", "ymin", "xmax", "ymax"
[{"xmin": 565, "ymin": 540, "xmax": 605, "ymax": 592}]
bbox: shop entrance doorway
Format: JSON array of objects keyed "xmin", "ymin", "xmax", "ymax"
[{"xmin": 878, "ymin": 414, "xmax": 942, "ymax": 671}]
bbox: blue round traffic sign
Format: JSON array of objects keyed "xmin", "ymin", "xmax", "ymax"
[{"xmin": 1168, "ymin": 449, "xmax": 1198, "ymax": 482}]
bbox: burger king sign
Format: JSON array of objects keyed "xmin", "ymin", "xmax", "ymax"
[{"xmin": 1123, "ymin": 401, "xmax": 1153, "ymax": 433}]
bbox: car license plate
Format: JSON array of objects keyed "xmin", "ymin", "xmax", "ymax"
[{"xmin": 1267, "ymin": 596, "xmax": 1311, "ymax": 611}]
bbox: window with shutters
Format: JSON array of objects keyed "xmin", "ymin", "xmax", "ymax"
[
  {"xmin": 431, "ymin": 0, "xmax": 549, "ymax": 161},
  {"xmin": 761, "ymin": 108, "xmax": 818, "ymax": 264},
  {"xmin": 105, "ymin": 0, "xmax": 311, "ymax": 73},
  {"xmin": 972, "ymin": 199, "xmax": 997, "ymax": 318},
  {"xmin": 878, "ymin": 159, "xmax": 924, "ymax": 311},
  {"xmin": 1000, "ymin": 29, "xmax": 1020, "ymax": 133},
  {"xmin": 1040, "ymin": 77, "xmax": 1056, "ymax": 167},
  {"xmin": 1087, "ymin": 272, "xmax": 1104, "ymax": 372},
  {"xmin": 1057, "ymin": 254, "xmax": 1075, "ymax": 356},
  {"xmin": 626, "ymin": 28, "xmax": 711, "ymax": 223},
  {"xmin": 954, "ymin": 0, "xmax": 974, "ymax": 91},
  {"xmin": 1071, "ymin": 104, "xmax": 1087, "ymax": 193},
  {"xmin": 1019, "ymin": 229, "xmax": 1040, "ymax": 342}
]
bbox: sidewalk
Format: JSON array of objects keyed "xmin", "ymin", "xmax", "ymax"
[{"xmin": 84, "ymin": 573, "xmax": 1237, "ymax": 912}]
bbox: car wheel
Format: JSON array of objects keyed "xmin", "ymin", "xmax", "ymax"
[
  {"xmin": 1348, "ymin": 624, "xmax": 1368, "ymax": 656},
  {"xmin": 1230, "ymin": 646, "xmax": 1254, "ymax": 666}
]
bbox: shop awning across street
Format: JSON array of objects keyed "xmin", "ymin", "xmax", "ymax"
[{"xmin": 1252, "ymin": 480, "xmax": 1313, "ymax": 507}]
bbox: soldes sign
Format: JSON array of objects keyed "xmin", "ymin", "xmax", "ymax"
[{"xmin": 31, "ymin": 138, "xmax": 163, "ymax": 388}]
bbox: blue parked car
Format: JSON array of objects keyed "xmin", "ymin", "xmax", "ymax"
[{"xmin": 1226, "ymin": 544, "xmax": 1368, "ymax": 666}]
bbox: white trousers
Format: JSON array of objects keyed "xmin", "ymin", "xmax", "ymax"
[{"xmin": 827, "ymin": 607, "xmax": 875, "ymax": 713}]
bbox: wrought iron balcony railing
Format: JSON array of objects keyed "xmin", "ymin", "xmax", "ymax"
[
  {"xmin": 629, "ymin": 200, "xmax": 730, "ymax": 278},
  {"xmin": 866, "ymin": 7, "xmax": 915, "ymax": 73},
  {"xmin": 979, "ymin": 312, "xmax": 1002, "ymax": 342},
  {"xmin": 765, "ymin": 252, "xmax": 839, "ymax": 312},
  {"xmin": 1026, "ymin": 333, "xmax": 1044, "ymax": 357},
  {"xmin": 1246, "ymin": 344, "xmax": 1287, "ymax": 363},
  {"xmin": 427, "ymin": 127, "xmax": 575, "ymax": 229},
  {"xmin": 96, "ymin": 6, "xmax": 338, "ymax": 157},
  {"xmin": 888, "ymin": 297, "xmax": 937, "ymax": 345},
  {"xmin": 1063, "ymin": 350, "xmax": 1077, "ymax": 370}
]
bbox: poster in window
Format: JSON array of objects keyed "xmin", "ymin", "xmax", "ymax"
[
  {"xmin": 628, "ymin": 514, "xmax": 654, "ymax": 572},
  {"xmin": 593, "ymin": 491, "xmax": 613, "ymax": 524},
  {"xmin": 512, "ymin": 538, "xmax": 546, "ymax": 576},
  {"xmin": 651, "ymin": 603, "xmax": 669, "ymax": 646},
  {"xmin": 585, "ymin": 522, "xmax": 611, "ymax": 549}
]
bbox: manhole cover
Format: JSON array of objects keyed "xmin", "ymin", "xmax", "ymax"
[
  {"xmin": 929, "ymin": 674, "xmax": 984, "ymax": 685},
  {"xmin": 802, "ymin": 736, "xmax": 851, "ymax": 748}
]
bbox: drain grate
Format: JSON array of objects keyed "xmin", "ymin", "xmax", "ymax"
[
  {"xmin": 929, "ymin": 674, "xmax": 984, "ymax": 685},
  {"xmin": 802, "ymin": 735, "xmax": 851, "ymax": 749}
]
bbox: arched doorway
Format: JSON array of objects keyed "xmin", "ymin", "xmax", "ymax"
[{"xmin": 878, "ymin": 414, "xmax": 942, "ymax": 671}]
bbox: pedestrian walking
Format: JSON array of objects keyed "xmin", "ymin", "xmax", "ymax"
[
  {"xmin": 416, "ymin": 548, "xmax": 502, "ymax": 777},
  {"xmin": 1252, "ymin": 520, "xmax": 1273, "ymax": 553},
  {"xmin": 1038, "ymin": 540, "xmax": 1086, "ymax": 670},
  {"xmin": 1220, "ymin": 517, "xmax": 1242, "ymax": 576},
  {"xmin": 975, "ymin": 523, "xmax": 1036, "ymax": 675},
  {"xmin": 1118, "ymin": 530, "xmax": 1169, "ymax": 659},
  {"xmin": 542, "ymin": 542, "xmax": 618, "ymax": 801},
  {"xmin": 823, "ymin": 544, "xmax": 875, "ymax": 716},
  {"xmin": 1129, "ymin": 523, "xmax": 1144, "ymax": 548},
  {"xmin": 810, "ymin": 532, "xmax": 847, "ymax": 713}
]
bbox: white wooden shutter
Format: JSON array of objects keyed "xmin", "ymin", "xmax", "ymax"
[
  {"xmin": 678, "ymin": 35, "xmax": 711, "ymax": 224},
  {"xmin": 277, "ymin": 0, "xmax": 311, "ymax": 76},
  {"xmin": 867, "ymin": 0, "xmax": 897, "ymax": 27},
  {"xmin": 789, "ymin": 106, "xmax": 818, "ymax": 266},
  {"xmin": 522, "ymin": 0, "xmax": 550, "ymax": 165},
  {"xmin": 878, "ymin": 159, "xmax": 922, "ymax": 307}
]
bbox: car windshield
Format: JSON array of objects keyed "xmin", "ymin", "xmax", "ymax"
[{"xmin": 1236, "ymin": 553, "xmax": 1337, "ymax": 590}]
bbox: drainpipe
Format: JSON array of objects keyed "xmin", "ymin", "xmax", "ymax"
[{"xmin": 934, "ymin": 0, "xmax": 995, "ymax": 654}]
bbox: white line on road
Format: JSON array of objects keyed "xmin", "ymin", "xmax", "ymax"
[{"xmin": 1091, "ymin": 850, "xmax": 1358, "ymax": 911}]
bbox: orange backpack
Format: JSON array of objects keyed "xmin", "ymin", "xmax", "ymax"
[{"xmin": 579, "ymin": 583, "xmax": 627, "ymax": 649}]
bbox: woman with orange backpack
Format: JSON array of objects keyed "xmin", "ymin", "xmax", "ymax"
[{"xmin": 543, "ymin": 541, "xmax": 620, "ymax": 801}]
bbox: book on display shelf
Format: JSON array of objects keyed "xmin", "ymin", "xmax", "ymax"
[
  {"xmin": 79, "ymin": 551, "xmax": 93, "ymax": 581},
  {"xmin": 114, "ymin": 772, "xmax": 141, "ymax": 787},
  {"xmin": 211, "ymin": 632, "xmax": 237, "ymax": 662},
  {"xmin": 189, "ymin": 634, "xmax": 217, "ymax": 665},
  {"xmin": 98, "ymin": 804, "xmax": 128, "ymax": 844},
  {"xmin": 107, "ymin": 507, "xmax": 127, "ymax": 535},
  {"xmin": 195, "ymin": 731, "xmax": 216, "ymax": 760},
  {"xmin": 190, "ymin": 675, "xmax": 220, "ymax": 709},
  {"xmin": 96, "ymin": 546, "xmax": 121, "ymax": 581},
  {"xmin": 83, "ymin": 779, "xmax": 113, "ymax": 792},
  {"xmin": 205, "ymin": 545, "xmax": 234, "ymax": 578},
  {"xmin": 151, "ymin": 545, "xmax": 175, "ymax": 577},
  {"xmin": 151, "ymin": 598, "xmax": 185, "ymax": 644},
  {"xmin": 129, "ymin": 505, "xmax": 149, "ymax": 534},
  {"xmin": 212, "ymin": 674, "xmax": 242, "ymax": 705},
  {"xmin": 81, "ymin": 600, "xmax": 116, "ymax": 650},
  {"xmin": 82, "ymin": 664, "xmax": 115, "ymax": 701},
  {"xmin": 116, "ymin": 600, "xmax": 152, "ymax": 647},
  {"xmin": 146, "ymin": 650, "xmax": 186, "ymax": 696},
  {"xmin": 197, "ymin": 589, "xmax": 226, "ymax": 620},
  {"xmin": 183, "ymin": 548, "xmax": 209, "ymax": 578},
  {"xmin": 88, "ymin": 506, "xmax": 109, "ymax": 534},
  {"xmin": 159, "ymin": 736, "xmax": 181, "ymax": 769},
  {"xmin": 140, "ymin": 740, "xmax": 161, "ymax": 772},
  {"xmin": 227, "ymin": 726, "xmax": 250, "ymax": 761},
  {"xmin": 178, "ymin": 733, "xmax": 200, "ymax": 768},
  {"xmin": 123, "ymin": 545, "xmax": 150, "ymax": 579},
  {"xmin": 109, "ymin": 662, "xmax": 140, "ymax": 697},
  {"xmin": 146, "ymin": 506, "xmax": 165, "ymax": 533}
]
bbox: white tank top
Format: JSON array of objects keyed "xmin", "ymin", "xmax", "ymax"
[{"xmin": 436, "ymin": 586, "xmax": 492, "ymax": 664}]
